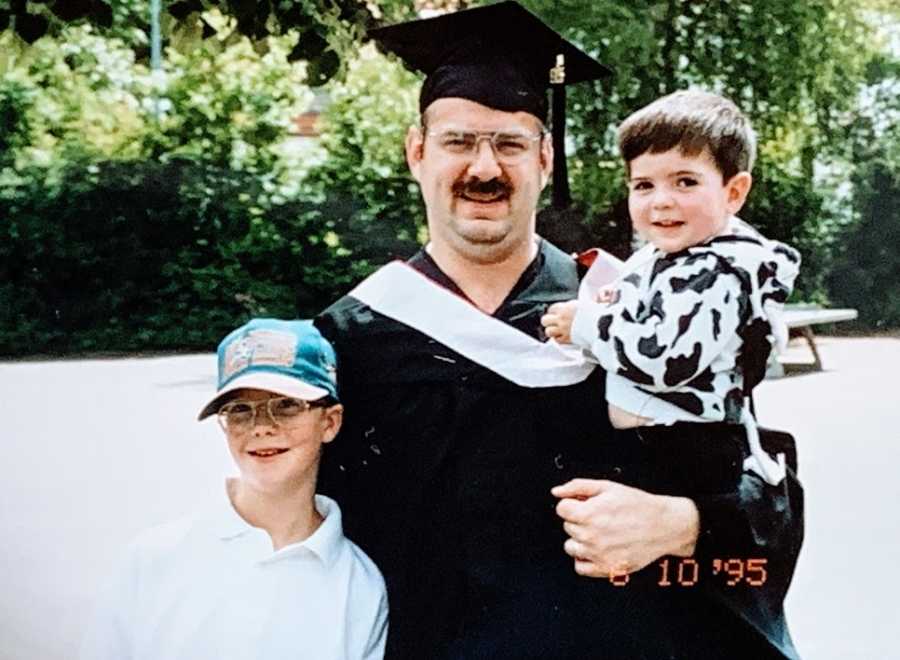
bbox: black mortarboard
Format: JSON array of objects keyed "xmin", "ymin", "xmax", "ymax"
[{"xmin": 369, "ymin": 1, "xmax": 612, "ymax": 209}]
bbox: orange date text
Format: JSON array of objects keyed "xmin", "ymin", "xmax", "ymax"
[{"xmin": 607, "ymin": 558, "xmax": 768, "ymax": 587}]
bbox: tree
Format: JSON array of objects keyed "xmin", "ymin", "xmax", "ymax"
[
  {"xmin": 827, "ymin": 154, "xmax": 900, "ymax": 329},
  {"xmin": 520, "ymin": 1, "xmax": 870, "ymax": 166},
  {"xmin": 0, "ymin": 14, "xmax": 335, "ymax": 355},
  {"xmin": 0, "ymin": 0, "xmax": 142, "ymax": 42},
  {"xmin": 515, "ymin": 0, "xmax": 875, "ymax": 299},
  {"xmin": 0, "ymin": 0, "xmax": 416, "ymax": 84},
  {"xmin": 3, "ymin": 1, "xmax": 898, "ymax": 356},
  {"xmin": 301, "ymin": 43, "xmax": 423, "ymax": 272},
  {"xmin": 824, "ymin": 3, "xmax": 900, "ymax": 327}
]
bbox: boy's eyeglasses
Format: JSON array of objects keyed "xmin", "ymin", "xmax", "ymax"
[
  {"xmin": 426, "ymin": 129, "xmax": 544, "ymax": 163},
  {"xmin": 217, "ymin": 396, "xmax": 322, "ymax": 432}
]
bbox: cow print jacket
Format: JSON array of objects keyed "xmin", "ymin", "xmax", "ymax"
[{"xmin": 571, "ymin": 217, "xmax": 801, "ymax": 425}]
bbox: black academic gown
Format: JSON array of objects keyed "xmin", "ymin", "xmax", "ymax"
[{"xmin": 315, "ymin": 240, "xmax": 802, "ymax": 660}]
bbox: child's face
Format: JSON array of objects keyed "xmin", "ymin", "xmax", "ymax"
[
  {"xmin": 222, "ymin": 388, "xmax": 342, "ymax": 496},
  {"xmin": 626, "ymin": 148, "xmax": 751, "ymax": 254}
]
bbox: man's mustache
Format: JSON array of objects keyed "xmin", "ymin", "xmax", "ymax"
[{"xmin": 452, "ymin": 178, "xmax": 513, "ymax": 198}]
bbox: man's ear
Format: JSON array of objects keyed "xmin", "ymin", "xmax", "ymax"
[
  {"xmin": 406, "ymin": 125, "xmax": 425, "ymax": 183},
  {"xmin": 725, "ymin": 171, "xmax": 753, "ymax": 214},
  {"xmin": 539, "ymin": 134, "xmax": 553, "ymax": 190}
]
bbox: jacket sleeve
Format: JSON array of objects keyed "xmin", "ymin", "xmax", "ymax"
[
  {"xmin": 571, "ymin": 253, "xmax": 744, "ymax": 390},
  {"xmin": 692, "ymin": 464, "xmax": 804, "ymax": 657}
]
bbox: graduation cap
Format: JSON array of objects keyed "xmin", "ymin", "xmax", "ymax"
[{"xmin": 369, "ymin": 1, "xmax": 612, "ymax": 209}]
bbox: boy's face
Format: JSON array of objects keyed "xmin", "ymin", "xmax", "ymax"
[
  {"xmin": 626, "ymin": 148, "xmax": 751, "ymax": 254},
  {"xmin": 220, "ymin": 388, "xmax": 342, "ymax": 496}
]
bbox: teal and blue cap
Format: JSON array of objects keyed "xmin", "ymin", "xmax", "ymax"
[{"xmin": 197, "ymin": 318, "xmax": 338, "ymax": 421}]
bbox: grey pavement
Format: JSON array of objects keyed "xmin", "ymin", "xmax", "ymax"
[
  {"xmin": 2, "ymin": 336, "xmax": 898, "ymax": 659},
  {"xmin": 756, "ymin": 336, "xmax": 900, "ymax": 659}
]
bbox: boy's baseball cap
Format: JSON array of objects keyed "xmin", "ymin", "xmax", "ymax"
[{"xmin": 197, "ymin": 318, "xmax": 338, "ymax": 421}]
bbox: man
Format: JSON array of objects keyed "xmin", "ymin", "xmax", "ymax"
[{"xmin": 315, "ymin": 3, "xmax": 802, "ymax": 658}]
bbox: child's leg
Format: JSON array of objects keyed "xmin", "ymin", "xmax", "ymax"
[{"xmin": 633, "ymin": 422, "xmax": 746, "ymax": 496}]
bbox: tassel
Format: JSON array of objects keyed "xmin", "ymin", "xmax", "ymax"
[{"xmin": 550, "ymin": 54, "xmax": 571, "ymax": 209}]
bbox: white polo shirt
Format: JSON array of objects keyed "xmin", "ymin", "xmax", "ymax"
[{"xmin": 81, "ymin": 488, "xmax": 388, "ymax": 660}]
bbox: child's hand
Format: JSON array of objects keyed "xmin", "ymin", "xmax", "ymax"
[{"xmin": 541, "ymin": 300, "xmax": 578, "ymax": 344}]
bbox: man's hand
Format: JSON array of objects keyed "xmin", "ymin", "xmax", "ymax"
[
  {"xmin": 541, "ymin": 300, "xmax": 578, "ymax": 343},
  {"xmin": 551, "ymin": 479, "xmax": 700, "ymax": 578}
]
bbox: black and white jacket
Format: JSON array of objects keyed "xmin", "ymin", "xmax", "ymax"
[{"xmin": 571, "ymin": 217, "xmax": 801, "ymax": 427}]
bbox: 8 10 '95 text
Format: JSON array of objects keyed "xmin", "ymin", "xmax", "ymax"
[{"xmin": 608, "ymin": 558, "xmax": 769, "ymax": 587}]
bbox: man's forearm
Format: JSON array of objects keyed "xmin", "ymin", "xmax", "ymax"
[{"xmin": 662, "ymin": 494, "xmax": 700, "ymax": 558}]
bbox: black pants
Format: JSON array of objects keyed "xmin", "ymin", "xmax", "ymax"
[{"xmin": 633, "ymin": 421, "xmax": 748, "ymax": 497}]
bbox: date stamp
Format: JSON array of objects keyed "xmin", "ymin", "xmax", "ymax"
[{"xmin": 608, "ymin": 558, "xmax": 768, "ymax": 587}]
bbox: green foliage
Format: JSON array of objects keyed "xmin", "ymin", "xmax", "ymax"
[
  {"xmin": 821, "ymin": 10, "xmax": 900, "ymax": 325},
  {"xmin": 741, "ymin": 165, "xmax": 833, "ymax": 303},
  {"xmin": 0, "ymin": 0, "xmax": 147, "ymax": 45},
  {"xmin": 0, "ymin": 6, "xmax": 437, "ymax": 356},
  {"xmin": 518, "ymin": 0, "xmax": 878, "ymax": 301},
  {"xmin": 2, "ymin": 1, "xmax": 899, "ymax": 357},
  {"xmin": 0, "ymin": 26, "xmax": 148, "ymax": 166},
  {"xmin": 0, "ymin": 77, "xmax": 34, "ymax": 167},
  {"xmin": 827, "ymin": 153, "xmax": 900, "ymax": 330},
  {"xmin": 168, "ymin": 0, "xmax": 374, "ymax": 66},
  {"xmin": 0, "ymin": 154, "xmax": 376, "ymax": 355},
  {"xmin": 827, "ymin": 114, "xmax": 900, "ymax": 329},
  {"xmin": 0, "ymin": 0, "xmax": 398, "ymax": 84},
  {"xmin": 302, "ymin": 43, "xmax": 424, "ymax": 274},
  {"xmin": 164, "ymin": 0, "xmax": 420, "ymax": 57},
  {"xmin": 0, "ymin": 14, "xmax": 341, "ymax": 355},
  {"xmin": 522, "ymin": 0, "xmax": 871, "ymax": 160},
  {"xmin": 139, "ymin": 20, "xmax": 313, "ymax": 173},
  {"xmin": 0, "ymin": 17, "xmax": 318, "ymax": 191}
]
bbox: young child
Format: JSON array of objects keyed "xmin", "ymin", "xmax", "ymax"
[
  {"xmin": 542, "ymin": 90, "xmax": 800, "ymax": 487},
  {"xmin": 81, "ymin": 319, "xmax": 388, "ymax": 660}
]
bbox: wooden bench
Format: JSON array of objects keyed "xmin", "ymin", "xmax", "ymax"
[{"xmin": 778, "ymin": 305, "xmax": 859, "ymax": 371}]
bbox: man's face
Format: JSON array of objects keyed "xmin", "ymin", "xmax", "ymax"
[
  {"xmin": 627, "ymin": 147, "xmax": 751, "ymax": 254},
  {"xmin": 220, "ymin": 388, "xmax": 342, "ymax": 496},
  {"xmin": 406, "ymin": 97, "xmax": 552, "ymax": 265}
]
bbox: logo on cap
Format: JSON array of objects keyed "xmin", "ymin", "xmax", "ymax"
[{"xmin": 223, "ymin": 330, "xmax": 297, "ymax": 381}]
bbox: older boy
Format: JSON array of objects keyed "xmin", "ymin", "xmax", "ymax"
[{"xmin": 81, "ymin": 318, "xmax": 388, "ymax": 660}]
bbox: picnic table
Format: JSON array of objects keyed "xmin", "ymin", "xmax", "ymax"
[{"xmin": 780, "ymin": 304, "xmax": 859, "ymax": 371}]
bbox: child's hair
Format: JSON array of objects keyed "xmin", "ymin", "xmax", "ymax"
[{"xmin": 618, "ymin": 90, "xmax": 756, "ymax": 182}]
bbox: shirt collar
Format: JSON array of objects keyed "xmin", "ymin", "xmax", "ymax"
[
  {"xmin": 300, "ymin": 495, "xmax": 344, "ymax": 567},
  {"xmin": 209, "ymin": 481, "xmax": 344, "ymax": 566}
]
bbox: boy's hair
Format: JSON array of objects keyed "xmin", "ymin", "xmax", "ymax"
[{"xmin": 618, "ymin": 90, "xmax": 756, "ymax": 182}]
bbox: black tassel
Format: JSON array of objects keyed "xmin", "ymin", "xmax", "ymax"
[{"xmin": 550, "ymin": 58, "xmax": 570, "ymax": 209}]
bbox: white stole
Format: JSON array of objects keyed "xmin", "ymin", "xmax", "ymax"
[{"xmin": 347, "ymin": 257, "xmax": 618, "ymax": 387}]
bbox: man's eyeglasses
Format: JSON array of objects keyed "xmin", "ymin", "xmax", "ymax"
[
  {"xmin": 426, "ymin": 129, "xmax": 544, "ymax": 163},
  {"xmin": 217, "ymin": 396, "xmax": 323, "ymax": 432}
]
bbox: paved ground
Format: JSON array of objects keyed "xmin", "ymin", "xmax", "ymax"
[
  {"xmin": 1, "ymin": 335, "xmax": 898, "ymax": 659},
  {"xmin": 756, "ymin": 336, "xmax": 900, "ymax": 659}
]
